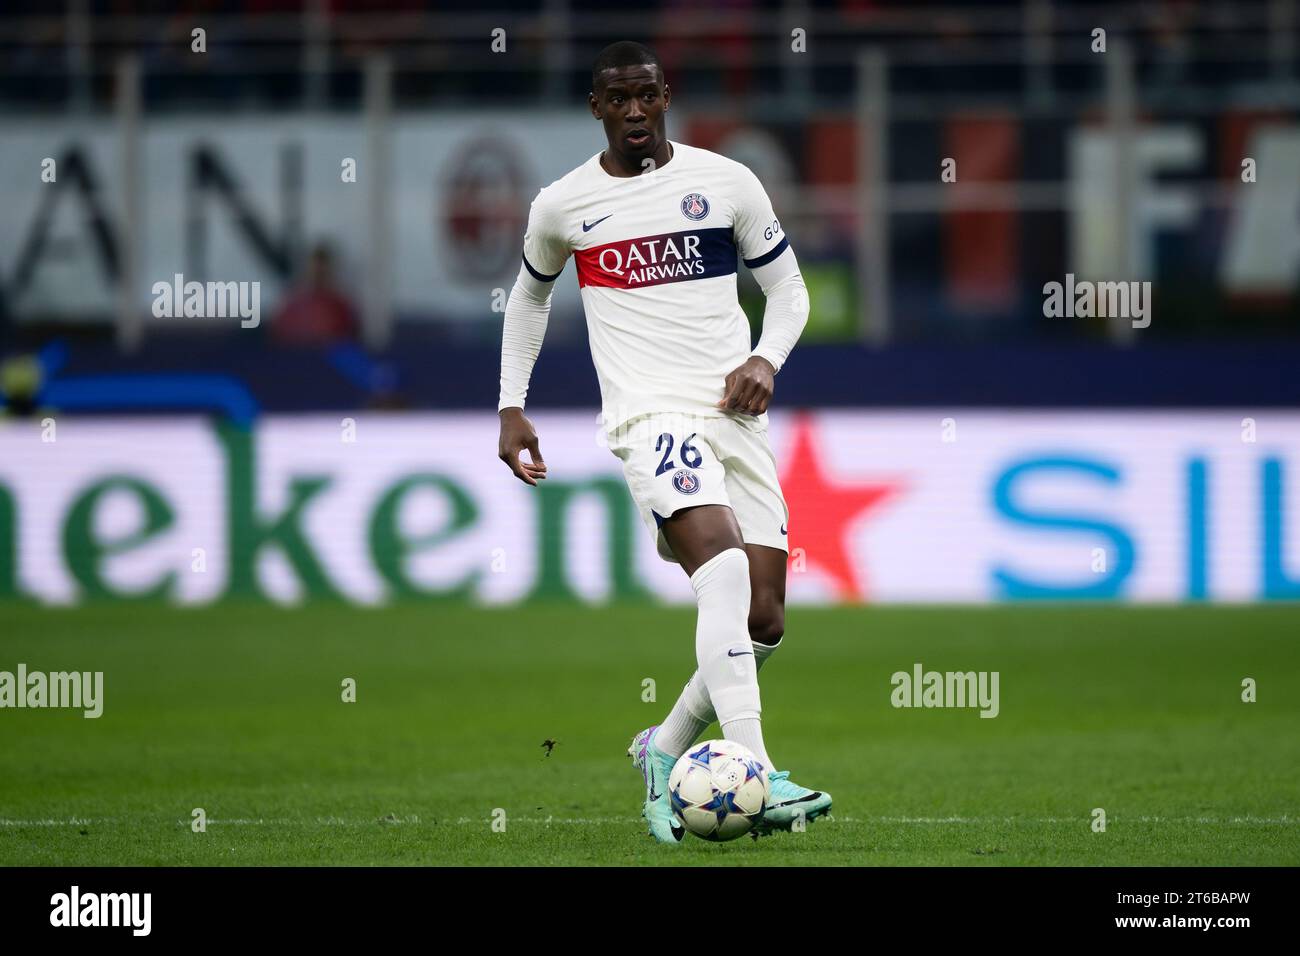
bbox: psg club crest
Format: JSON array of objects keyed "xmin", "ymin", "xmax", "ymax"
[
  {"xmin": 680, "ymin": 192, "xmax": 710, "ymax": 221},
  {"xmin": 672, "ymin": 469, "xmax": 701, "ymax": 495}
]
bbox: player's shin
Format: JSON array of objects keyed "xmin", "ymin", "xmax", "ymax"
[
  {"xmin": 656, "ymin": 638, "xmax": 781, "ymax": 758},
  {"xmin": 689, "ymin": 548, "xmax": 775, "ymax": 772}
]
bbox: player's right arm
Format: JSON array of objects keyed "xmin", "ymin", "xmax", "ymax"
[{"xmin": 498, "ymin": 190, "xmax": 571, "ymax": 486}]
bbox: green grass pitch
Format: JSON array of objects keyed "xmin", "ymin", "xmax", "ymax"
[{"xmin": 1, "ymin": 602, "xmax": 1297, "ymax": 866}]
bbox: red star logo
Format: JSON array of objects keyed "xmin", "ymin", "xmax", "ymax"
[{"xmin": 778, "ymin": 414, "xmax": 903, "ymax": 600}]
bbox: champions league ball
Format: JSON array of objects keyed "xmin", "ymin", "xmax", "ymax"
[{"xmin": 668, "ymin": 740, "xmax": 771, "ymax": 841}]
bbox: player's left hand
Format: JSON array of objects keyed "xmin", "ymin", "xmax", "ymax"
[{"xmin": 716, "ymin": 356, "xmax": 776, "ymax": 415}]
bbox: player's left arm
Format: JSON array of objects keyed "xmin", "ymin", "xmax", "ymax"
[{"xmin": 718, "ymin": 166, "xmax": 811, "ymax": 415}]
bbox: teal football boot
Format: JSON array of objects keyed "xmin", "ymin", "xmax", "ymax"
[
  {"xmin": 752, "ymin": 770, "xmax": 832, "ymax": 835},
  {"xmin": 627, "ymin": 725, "xmax": 684, "ymax": 844}
]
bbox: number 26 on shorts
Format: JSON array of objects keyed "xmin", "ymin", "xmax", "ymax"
[{"xmin": 654, "ymin": 432, "xmax": 704, "ymax": 476}]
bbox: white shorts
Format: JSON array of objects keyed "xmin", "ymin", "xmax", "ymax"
[{"xmin": 608, "ymin": 411, "xmax": 789, "ymax": 563}]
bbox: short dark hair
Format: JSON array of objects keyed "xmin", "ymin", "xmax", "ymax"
[{"xmin": 591, "ymin": 41, "xmax": 662, "ymax": 93}]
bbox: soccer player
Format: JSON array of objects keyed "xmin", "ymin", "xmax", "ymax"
[{"xmin": 496, "ymin": 40, "xmax": 831, "ymax": 844}]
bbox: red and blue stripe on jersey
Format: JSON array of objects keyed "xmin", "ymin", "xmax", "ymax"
[{"xmin": 574, "ymin": 227, "xmax": 738, "ymax": 290}]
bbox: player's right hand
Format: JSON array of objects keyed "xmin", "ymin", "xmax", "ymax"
[{"xmin": 498, "ymin": 407, "xmax": 547, "ymax": 486}]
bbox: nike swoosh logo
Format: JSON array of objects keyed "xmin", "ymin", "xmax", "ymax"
[
  {"xmin": 648, "ymin": 763, "xmax": 660, "ymax": 801},
  {"xmin": 773, "ymin": 792, "xmax": 822, "ymax": 807},
  {"xmin": 728, "ymin": 649, "xmax": 754, "ymax": 657},
  {"xmin": 780, "ymin": 524, "xmax": 787, "ymax": 535},
  {"xmin": 582, "ymin": 214, "xmax": 613, "ymax": 232}
]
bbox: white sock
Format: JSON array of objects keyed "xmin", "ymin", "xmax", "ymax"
[
  {"xmin": 656, "ymin": 638, "xmax": 782, "ymax": 758},
  {"xmin": 688, "ymin": 548, "xmax": 774, "ymax": 771},
  {"xmin": 721, "ymin": 716, "xmax": 773, "ymax": 773},
  {"xmin": 655, "ymin": 672, "xmax": 713, "ymax": 759}
]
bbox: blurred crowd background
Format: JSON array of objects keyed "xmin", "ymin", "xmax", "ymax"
[{"xmin": 1, "ymin": 0, "xmax": 1298, "ymax": 414}]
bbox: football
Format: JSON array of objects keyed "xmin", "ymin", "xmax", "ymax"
[{"xmin": 668, "ymin": 740, "xmax": 771, "ymax": 841}]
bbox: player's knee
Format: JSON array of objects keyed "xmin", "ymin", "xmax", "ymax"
[
  {"xmin": 690, "ymin": 547, "xmax": 750, "ymax": 602},
  {"xmin": 748, "ymin": 601, "xmax": 784, "ymax": 646}
]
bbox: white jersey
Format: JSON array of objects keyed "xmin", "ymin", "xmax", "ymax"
[{"xmin": 520, "ymin": 141, "xmax": 790, "ymax": 434}]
